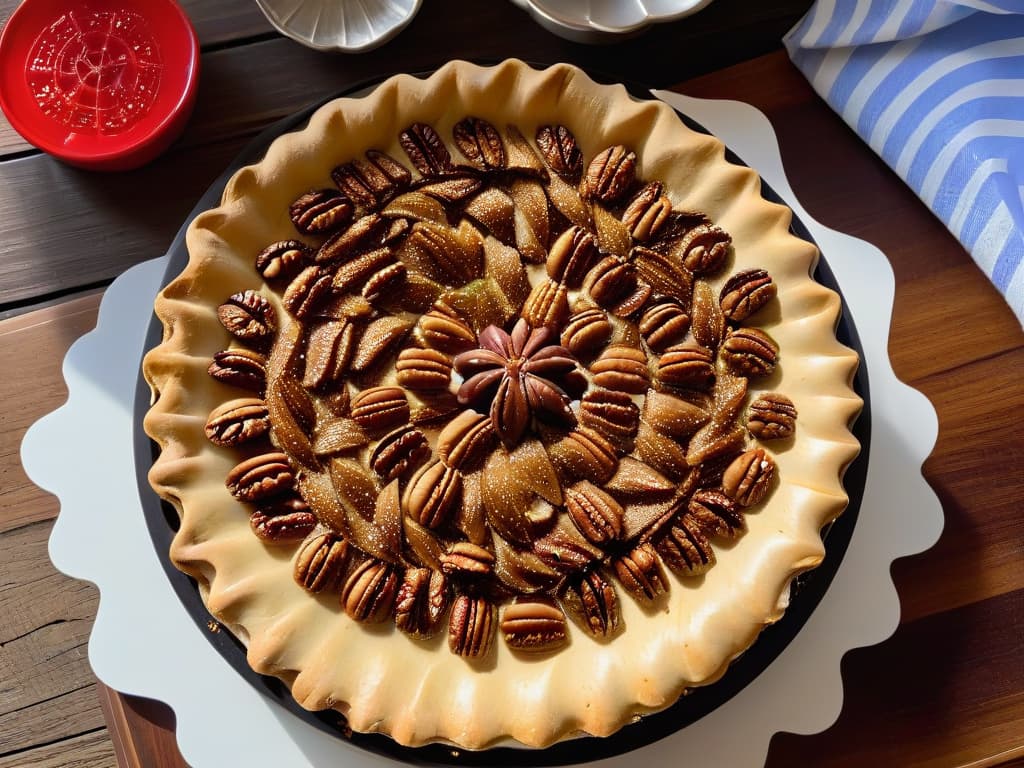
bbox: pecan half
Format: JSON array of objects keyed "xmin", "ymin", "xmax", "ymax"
[
  {"xmin": 437, "ymin": 410, "xmax": 494, "ymax": 470},
  {"xmin": 676, "ymin": 224, "xmax": 732, "ymax": 276},
  {"xmin": 633, "ymin": 246, "xmax": 693, "ymax": 304},
  {"xmin": 250, "ymin": 496, "xmax": 317, "ymax": 542},
  {"xmin": 688, "ymin": 489, "xmax": 745, "ymax": 538},
  {"xmin": 370, "ymin": 425, "xmax": 430, "ymax": 481},
  {"xmin": 564, "ymin": 480, "xmax": 624, "ymax": 544},
  {"xmin": 441, "ymin": 541, "xmax": 495, "ymax": 579},
  {"xmin": 535, "ymin": 124, "xmax": 583, "ymax": 180},
  {"xmin": 255, "ymin": 240, "xmax": 311, "ymax": 281},
  {"xmin": 562, "ymin": 568, "xmax": 620, "ymax": 638},
  {"xmin": 583, "ymin": 145, "xmax": 636, "ymax": 204},
  {"xmin": 395, "ymin": 347, "xmax": 453, "ymax": 391},
  {"xmin": 622, "ymin": 181, "xmax": 671, "ymax": 242},
  {"xmin": 656, "ymin": 515, "xmax": 716, "ymax": 576},
  {"xmin": 342, "ymin": 559, "xmax": 399, "ymax": 623},
  {"xmin": 549, "ymin": 427, "xmax": 618, "ymax": 484},
  {"xmin": 302, "ymin": 319, "xmax": 358, "ymax": 390},
  {"xmin": 208, "ymin": 348, "xmax": 267, "ymax": 393},
  {"xmin": 217, "ymin": 291, "xmax": 275, "ymax": 341},
  {"xmin": 293, "ymin": 532, "xmax": 351, "ymax": 593},
  {"xmin": 449, "ymin": 594, "xmax": 496, "ymax": 658},
  {"xmin": 363, "ymin": 262, "xmax": 407, "ymax": 303},
  {"xmin": 226, "ymin": 452, "xmax": 294, "ymax": 502},
  {"xmin": 747, "ymin": 393, "xmax": 797, "ymax": 440},
  {"xmin": 204, "ymin": 398, "xmax": 269, "ymax": 447},
  {"xmin": 399, "ymin": 122, "xmax": 453, "ymax": 176},
  {"xmin": 315, "ymin": 213, "xmax": 388, "ymax": 265},
  {"xmin": 720, "ymin": 327, "xmax": 778, "ymax": 377},
  {"xmin": 395, "ymin": 567, "xmax": 449, "ymax": 638},
  {"xmin": 720, "ymin": 268, "xmax": 777, "ymax": 322},
  {"xmin": 289, "ymin": 189, "xmax": 354, "ymax": 235},
  {"xmin": 560, "ymin": 308, "xmax": 613, "ymax": 357},
  {"xmin": 639, "ymin": 301, "xmax": 691, "ymax": 352},
  {"xmin": 404, "ymin": 460, "xmax": 462, "ymax": 529},
  {"xmin": 331, "ymin": 150, "xmax": 411, "ymax": 209},
  {"xmin": 331, "ymin": 247, "xmax": 397, "ymax": 294},
  {"xmin": 546, "ymin": 226, "xmax": 598, "ymax": 287},
  {"xmin": 583, "ymin": 256, "xmax": 638, "ymax": 310},
  {"xmin": 579, "ymin": 388, "xmax": 641, "ymax": 444},
  {"xmin": 613, "ymin": 542, "xmax": 669, "ymax": 604},
  {"xmin": 501, "ymin": 599, "xmax": 568, "ymax": 653},
  {"xmin": 521, "ymin": 279, "xmax": 570, "ymax": 330},
  {"xmin": 722, "ymin": 449, "xmax": 776, "ymax": 507},
  {"xmin": 453, "ymin": 117, "xmax": 505, "ymax": 170},
  {"xmin": 417, "ymin": 310, "xmax": 476, "ymax": 353},
  {"xmin": 591, "ymin": 344, "xmax": 650, "ymax": 394},
  {"xmin": 350, "ymin": 386, "xmax": 410, "ymax": 433},
  {"xmin": 283, "ymin": 266, "xmax": 332, "ymax": 319},
  {"xmin": 656, "ymin": 342, "xmax": 715, "ymax": 389}
]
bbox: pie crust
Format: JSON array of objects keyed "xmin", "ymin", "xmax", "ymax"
[{"xmin": 143, "ymin": 59, "xmax": 861, "ymax": 750}]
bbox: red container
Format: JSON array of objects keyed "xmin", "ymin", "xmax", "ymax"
[{"xmin": 0, "ymin": 0, "xmax": 199, "ymax": 170}]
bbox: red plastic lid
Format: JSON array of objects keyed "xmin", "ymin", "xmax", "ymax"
[{"xmin": 0, "ymin": 0, "xmax": 199, "ymax": 170}]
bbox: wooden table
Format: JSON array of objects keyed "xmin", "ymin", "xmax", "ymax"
[{"xmin": 2, "ymin": 1, "xmax": 1022, "ymax": 766}]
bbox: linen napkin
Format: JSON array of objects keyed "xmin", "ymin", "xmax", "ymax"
[{"xmin": 784, "ymin": 1, "xmax": 1024, "ymax": 326}]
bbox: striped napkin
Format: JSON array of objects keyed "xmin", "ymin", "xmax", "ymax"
[{"xmin": 784, "ymin": 1, "xmax": 1024, "ymax": 326}]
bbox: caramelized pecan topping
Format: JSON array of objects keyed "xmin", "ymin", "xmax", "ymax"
[
  {"xmin": 256, "ymin": 240, "xmax": 311, "ymax": 281},
  {"xmin": 289, "ymin": 189, "xmax": 354, "ymax": 235},
  {"xmin": 583, "ymin": 145, "xmax": 636, "ymax": 204},
  {"xmin": 535, "ymin": 124, "xmax": 583, "ymax": 180},
  {"xmin": 294, "ymin": 532, "xmax": 350, "ymax": 593},
  {"xmin": 342, "ymin": 559, "xmax": 399, "ymax": 623},
  {"xmin": 501, "ymin": 599, "xmax": 568, "ymax": 653},
  {"xmin": 449, "ymin": 594, "xmax": 495, "ymax": 658},
  {"xmin": 218, "ymin": 291, "xmax": 275, "ymax": 341},
  {"xmin": 226, "ymin": 452, "xmax": 294, "ymax": 502},
  {"xmin": 400, "ymin": 122, "xmax": 454, "ymax": 176},
  {"xmin": 205, "ymin": 398, "xmax": 269, "ymax": 447},
  {"xmin": 208, "ymin": 113, "xmax": 801, "ymax": 660},
  {"xmin": 720, "ymin": 268, "xmax": 777, "ymax": 322},
  {"xmin": 722, "ymin": 449, "xmax": 776, "ymax": 507},
  {"xmin": 747, "ymin": 393, "xmax": 797, "ymax": 440},
  {"xmin": 208, "ymin": 348, "xmax": 267, "ymax": 393},
  {"xmin": 453, "ymin": 117, "xmax": 505, "ymax": 171},
  {"xmin": 395, "ymin": 567, "xmax": 449, "ymax": 638}
]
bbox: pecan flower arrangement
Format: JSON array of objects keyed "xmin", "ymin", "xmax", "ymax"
[{"xmin": 144, "ymin": 61, "xmax": 860, "ymax": 749}]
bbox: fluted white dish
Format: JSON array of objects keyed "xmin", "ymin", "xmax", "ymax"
[
  {"xmin": 509, "ymin": 0, "xmax": 714, "ymax": 42},
  {"xmin": 255, "ymin": 0, "xmax": 421, "ymax": 52}
]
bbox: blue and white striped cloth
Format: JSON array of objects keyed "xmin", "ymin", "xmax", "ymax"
[{"xmin": 785, "ymin": 1, "xmax": 1024, "ymax": 326}]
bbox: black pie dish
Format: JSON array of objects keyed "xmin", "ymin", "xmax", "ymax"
[{"xmin": 133, "ymin": 67, "xmax": 870, "ymax": 767}]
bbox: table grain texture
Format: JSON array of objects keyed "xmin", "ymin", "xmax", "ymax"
[{"xmin": 1, "ymin": 1, "xmax": 1022, "ymax": 767}]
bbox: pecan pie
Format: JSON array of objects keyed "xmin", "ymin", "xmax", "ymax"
[{"xmin": 144, "ymin": 60, "xmax": 861, "ymax": 749}]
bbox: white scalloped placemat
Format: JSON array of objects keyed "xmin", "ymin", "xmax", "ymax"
[{"xmin": 23, "ymin": 93, "xmax": 942, "ymax": 768}]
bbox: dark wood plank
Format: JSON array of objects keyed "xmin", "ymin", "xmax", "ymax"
[
  {"xmin": 0, "ymin": 729, "xmax": 116, "ymax": 768},
  {"xmin": 0, "ymin": 520, "xmax": 104, "ymax": 758},
  {"xmin": 98, "ymin": 687, "xmax": 189, "ymax": 768},
  {"xmin": 0, "ymin": 138, "xmax": 248, "ymax": 312},
  {"xmin": 0, "ymin": 293, "xmax": 100, "ymax": 533}
]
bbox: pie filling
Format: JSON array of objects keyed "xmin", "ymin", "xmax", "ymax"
[{"xmin": 205, "ymin": 116, "xmax": 798, "ymax": 659}]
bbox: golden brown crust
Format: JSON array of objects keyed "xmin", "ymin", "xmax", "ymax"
[{"xmin": 143, "ymin": 60, "xmax": 861, "ymax": 749}]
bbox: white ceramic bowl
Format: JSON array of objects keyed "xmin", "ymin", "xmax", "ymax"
[
  {"xmin": 509, "ymin": 0, "xmax": 715, "ymax": 43},
  {"xmin": 254, "ymin": 0, "xmax": 421, "ymax": 52}
]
